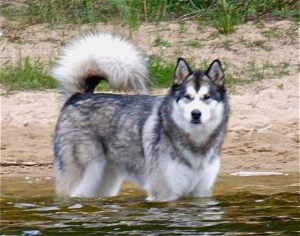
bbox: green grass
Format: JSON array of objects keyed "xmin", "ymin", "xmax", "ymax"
[
  {"xmin": 276, "ymin": 83, "xmax": 284, "ymax": 90},
  {"xmin": 148, "ymin": 55, "xmax": 175, "ymax": 88},
  {"xmin": 262, "ymin": 26, "xmax": 279, "ymax": 39},
  {"xmin": 239, "ymin": 39, "xmax": 273, "ymax": 52},
  {"xmin": 197, "ymin": 0, "xmax": 298, "ymax": 34},
  {"xmin": 0, "ymin": 57, "xmax": 57, "ymax": 91},
  {"xmin": 285, "ymin": 21, "xmax": 299, "ymax": 41},
  {"xmin": 0, "ymin": 56, "xmax": 292, "ymax": 92},
  {"xmin": 153, "ymin": 37, "xmax": 170, "ymax": 48},
  {"xmin": 0, "ymin": 0, "xmax": 298, "ymax": 35},
  {"xmin": 234, "ymin": 60, "xmax": 290, "ymax": 85},
  {"xmin": 222, "ymin": 39, "xmax": 233, "ymax": 50},
  {"xmin": 213, "ymin": 0, "xmax": 241, "ymax": 34},
  {"xmin": 184, "ymin": 39, "xmax": 203, "ymax": 49},
  {"xmin": 250, "ymin": 40, "xmax": 272, "ymax": 51}
]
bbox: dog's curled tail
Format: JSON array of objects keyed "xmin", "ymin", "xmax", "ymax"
[{"xmin": 51, "ymin": 32, "xmax": 149, "ymax": 102}]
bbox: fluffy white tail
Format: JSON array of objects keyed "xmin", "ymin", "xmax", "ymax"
[{"xmin": 51, "ymin": 32, "xmax": 149, "ymax": 101}]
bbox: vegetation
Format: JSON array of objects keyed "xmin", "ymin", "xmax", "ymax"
[
  {"xmin": 0, "ymin": 57, "xmax": 57, "ymax": 91},
  {"xmin": 149, "ymin": 55, "xmax": 175, "ymax": 88},
  {"xmin": 184, "ymin": 39, "xmax": 203, "ymax": 49},
  {"xmin": 0, "ymin": 1, "xmax": 297, "ymax": 92},
  {"xmin": 153, "ymin": 37, "xmax": 171, "ymax": 48},
  {"xmin": 0, "ymin": 55, "xmax": 291, "ymax": 92},
  {"xmin": 246, "ymin": 61, "xmax": 290, "ymax": 81},
  {"xmin": 0, "ymin": 0, "xmax": 298, "ymax": 34}
]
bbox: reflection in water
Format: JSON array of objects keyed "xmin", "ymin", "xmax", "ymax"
[{"xmin": 1, "ymin": 174, "xmax": 299, "ymax": 235}]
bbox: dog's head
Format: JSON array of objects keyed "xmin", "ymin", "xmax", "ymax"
[{"xmin": 170, "ymin": 58, "xmax": 227, "ymax": 135}]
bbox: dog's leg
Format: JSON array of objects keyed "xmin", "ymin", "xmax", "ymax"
[
  {"xmin": 191, "ymin": 158, "xmax": 220, "ymax": 198},
  {"xmin": 70, "ymin": 158, "xmax": 106, "ymax": 198},
  {"xmin": 54, "ymin": 139, "xmax": 104, "ymax": 197},
  {"xmin": 55, "ymin": 137, "xmax": 123, "ymax": 198},
  {"xmin": 96, "ymin": 164, "xmax": 123, "ymax": 197},
  {"xmin": 146, "ymin": 175, "xmax": 179, "ymax": 202},
  {"xmin": 70, "ymin": 160, "xmax": 123, "ymax": 198},
  {"xmin": 147, "ymin": 185, "xmax": 179, "ymax": 202}
]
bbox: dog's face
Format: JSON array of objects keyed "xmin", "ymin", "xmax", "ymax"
[{"xmin": 171, "ymin": 58, "xmax": 226, "ymax": 134}]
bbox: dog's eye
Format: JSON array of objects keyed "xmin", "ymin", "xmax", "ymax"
[
  {"xmin": 203, "ymin": 94, "xmax": 211, "ymax": 100},
  {"xmin": 184, "ymin": 94, "xmax": 192, "ymax": 100}
]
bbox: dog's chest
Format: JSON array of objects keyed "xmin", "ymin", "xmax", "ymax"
[{"xmin": 164, "ymin": 148, "xmax": 219, "ymax": 196}]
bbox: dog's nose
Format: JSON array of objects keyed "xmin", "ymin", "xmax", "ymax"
[{"xmin": 191, "ymin": 109, "xmax": 201, "ymax": 120}]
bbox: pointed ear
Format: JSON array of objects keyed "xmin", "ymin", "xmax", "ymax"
[
  {"xmin": 173, "ymin": 58, "xmax": 192, "ymax": 85},
  {"xmin": 206, "ymin": 60, "xmax": 224, "ymax": 86}
]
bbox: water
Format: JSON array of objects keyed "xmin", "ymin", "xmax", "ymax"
[{"xmin": 1, "ymin": 174, "xmax": 299, "ymax": 235}]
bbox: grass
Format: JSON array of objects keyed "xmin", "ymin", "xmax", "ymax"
[
  {"xmin": 0, "ymin": 0, "xmax": 298, "ymax": 35},
  {"xmin": 0, "ymin": 2, "xmax": 297, "ymax": 94},
  {"xmin": 285, "ymin": 21, "xmax": 299, "ymax": 41},
  {"xmin": 0, "ymin": 57, "xmax": 57, "ymax": 91},
  {"xmin": 239, "ymin": 39, "xmax": 273, "ymax": 52},
  {"xmin": 213, "ymin": 0, "xmax": 240, "ymax": 34},
  {"xmin": 276, "ymin": 83, "xmax": 284, "ymax": 90},
  {"xmin": 197, "ymin": 0, "xmax": 298, "ymax": 34},
  {"xmin": 222, "ymin": 39, "xmax": 233, "ymax": 50},
  {"xmin": 262, "ymin": 26, "xmax": 279, "ymax": 39},
  {"xmin": 153, "ymin": 37, "xmax": 170, "ymax": 48},
  {"xmin": 0, "ymin": 55, "xmax": 292, "ymax": 93},
  {"xmin": 184, "ymin": 39, "xmax": 203, "ymax": 49},
  {"xmin": 250, "ymin": 40, "xmax": 272, "ymax": 51},
  {"xmin": 148, "ymin": 55, "xmax": 175, "ymax": 88},
  {"xmin": 237, "ymin": 60, "xmax": 290, "ymax": 84}
]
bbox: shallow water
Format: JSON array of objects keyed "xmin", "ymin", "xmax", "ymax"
[{"xmin": 1, "ymin": 174, "xmax": 299, "ymax": 235}]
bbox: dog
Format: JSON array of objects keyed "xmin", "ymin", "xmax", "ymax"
[{"xmin": 51, "ymin": 32, "xmax": 229, "ymax": 201}]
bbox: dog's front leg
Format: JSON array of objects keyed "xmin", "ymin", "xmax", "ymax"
[
  {"xmin": 145, "ymin": 175, "xmax": 179, "ymax": 202},
  {"xmin": 146, "ymin": 189, "xmax": 179, "ymax": 202},
  {"xmin": 191, "ymin": 157, "xmax": 220, "ymax": 198}
]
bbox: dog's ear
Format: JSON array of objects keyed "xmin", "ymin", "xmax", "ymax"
[
  {"xmin": 173, "ymin": 58, "xmax": 192, "ymax": 85},
  {"xmin": 206, "ymin": 60, "xmax": 224, "ymax": 86}
]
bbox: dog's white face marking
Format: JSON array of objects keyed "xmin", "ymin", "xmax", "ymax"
[
  {"xmin": 181, "ymin": 85, "xmax": 211, "ymax": 123},
  {"xmin": 172, "ymin": 83, "xmax": 224, "ymax": 144}
]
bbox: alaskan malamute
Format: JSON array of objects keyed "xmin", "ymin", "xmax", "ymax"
[{"xmin": 52, "ymin": 33, "xmax": 229, "ymax": 201}]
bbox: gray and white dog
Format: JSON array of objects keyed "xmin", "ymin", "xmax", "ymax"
[{"xmin": 52, "ymin": 33, "xmax": 229, "ymax": 201}]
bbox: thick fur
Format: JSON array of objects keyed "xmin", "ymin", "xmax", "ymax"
[
  {"xmin": 51, "ymin": 33, "xmax": 148, "ymax": 101},
  {"xmin": 52, "ymin": 33, "xmax": 229, "ymax": 201}
]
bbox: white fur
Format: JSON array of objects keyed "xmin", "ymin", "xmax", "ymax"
[
  {"xmin": 51, "ymin": 32, "xmax": 149, "ymax": 101},
  {"xmin": 157, "ymin": 148, "xmax": 220, "ymax": 200},
  {"xmin": 166, "ymin": 153, "xmax": 220, "ymax": 199},
  {"xmin": 185, "ymin": 149, "xmax": 220, "ymax": 197},
  {"xmin": 172, "ymin": 85, "xmax": 225, "ymax": 145},
  {"xmin": 71, "ymin": 160, "xmax": 123, "ymax": 198}
]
